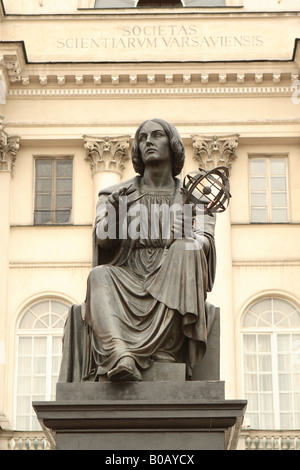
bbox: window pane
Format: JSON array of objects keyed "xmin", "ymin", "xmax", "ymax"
[
  {"xmin": 36, "ymin": 160, "xmax": 52, "ymax": 177},
  {"xmin": 279, "ymin": 393, "xmax": 292, "ymax": 411},
  {"xmin": 245, "ymin": 374, "xmax": 258, "ymax": 391},
  {"xmin": 258, "ymin": 335, "xmax": 271, "ymax": 353},
  {"xmin": 278, "ymin": 354, "xmax": 291, "ymax": 371},
  {"xmin": 271, "ymin": 192, "xmax": 287, "ymax": 207},
  {"xmin": 272, "ymin": 208, "xmax": 288, "ymax": 223},
  {"xmin": 270, "ymin": 159, "xmax": 285, "ymax": 175},
  {"xmin": 18, "ymin": 337, "xmax": 32, "ymax": 355},
  {"xmin": 260, "ymin": 393, "xmax": 273, "ymax": 410},
  {"xmin": 36, "ymin": 178, "xmax": 52, "ymax": 192},
  {"xmin": 33, "ymin": 376, "xmax": 46, "ymax": 395},
  {"xmin": 18, "ymin": 357, "xmax": 31, "ymax": 375},
  {"xmin": 251, "ymin": 208, "xmax": 268, "ymax": 223},
  {"xmin": 271, "ymin": 177, "xmax": 286, "ymax": 191},
  {"xmin": 244, "ymin": 355, "xmax": 257, "ymax": 372},
  {"xmin": 259, "ymin": 355, "xmax": 272, "ymax": 371},
  {"xmin": 55, "ymin": 210, "xmax": 71, "ymax": 224},
  {"xmin": 250, "ymin": 159, "xmax": 266, "ymax": 175},
  {"xmin": 19, "ymin": 311, "xmax": 36, "ymax": 329},
  {"xmin": 280, "ymin": 413, "xmax": 293, "ymax": 429},
  {"xmin": 250, "ymin": 177, "xmax": 266, "ymax": 191},
  {"xmin": 17, "ymin": 376, "xmax": 31, "ymax": 394},
  {"xmin": 33, "ymin": 357, "xmax": 46, "ymax": 374},
  {"xmin": 246, "ymin": 394, "xmax": 258, "ymax": 410},
  {"xmin": 259, "ymin": 374, "xmax": 273, "ymax": 391},
  {"xmin": 243, "ymin": 335, "xmax": 256, "ymax": 352},
  {"xmin": 56, "ymin": 160, "xmax": 72, "ymax": 177},
  {"xmin": 257, "ymin": 311, "xmax": 273, "ymax": 327},
  {"xmin": 56, "ymin": 194, "xmax": 72, "ymax": 209},
  {"xmin": 251, "ymin": 192, "xmax": 267, "ymax": 207},
  {"xmin": 247, "ymin": 413, "xmax": 259, "ymax": 429},
  {"xmin": 33, "ymin": 337, "xmax": 47, "ymax": 355},
  {"xmin": 277, "ymin": 334, "xmax": 290, "ymax": 352},
  {"xmin": 34, "ymin": 211, "xmax": 52, "ymax": 225},
  {"xmin": 56, "ymin": 178, "xmax": 72, "ymax": 193},
  {"xmin": 260, "ymin": 413, "xmax": 274, "ymax": 429},
  {"xmin": 35, "ymin": 194, "xmax": 51, "ymax": 210},
  {"xmin": 279, "ymin": 374, "xmax": 291, "ymax": 391}
]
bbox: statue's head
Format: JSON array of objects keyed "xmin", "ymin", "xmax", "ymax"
[{"xmin": 131, "ymin": 118, "xmax": 185, "ymax": 177}]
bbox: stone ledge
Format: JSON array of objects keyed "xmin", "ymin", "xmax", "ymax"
[{"xmin": 56, "ymin": 379, "xmax": 225, "ymax": 402}]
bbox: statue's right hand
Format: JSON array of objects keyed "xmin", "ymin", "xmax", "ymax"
[
  {"xmin": 107, "ymin": 186, "xmax": 137, "ymax": 211},
  {"xmin": 107, "ymin": 190, "xmax": 123, "ymax": 210}
]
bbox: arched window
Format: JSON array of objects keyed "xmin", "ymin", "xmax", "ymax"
[
  {"xmin": 15, "ymin": 299, "xmax": 69, "ymax": 431},
  {"xmin": 242, "ymin": 297, "xmax": 300, "ymax": 430}
]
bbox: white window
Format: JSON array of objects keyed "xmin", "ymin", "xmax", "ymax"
[
  {"xmin": 15, "ymin": 300, "xmax": 69, "ymax": 431},
  {"xmin": 249, "ymin": 157, "xmax": 288, "ymax": 223},
  {"xmin": 242, "ymin": 298, "xmax": 300, "ymax": 430},
  {"xmin": 34, "ymin": 158, "xmax": 73, "ymax": 225}
]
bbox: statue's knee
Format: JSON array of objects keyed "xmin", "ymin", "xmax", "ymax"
[{"xmin": 172, "ymin": 237, "xmax": 200, "ymax": 251}]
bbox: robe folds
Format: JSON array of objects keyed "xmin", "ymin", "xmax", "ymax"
[{"xmin": 58, "ymin": 176, "xmax": 217, "ymax": 382}]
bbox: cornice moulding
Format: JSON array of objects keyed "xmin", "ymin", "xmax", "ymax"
[{"xmin": 6, "ymin": 84, "xmax": 296, "ymax": 98}]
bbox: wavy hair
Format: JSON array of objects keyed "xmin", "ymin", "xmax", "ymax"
[{"xmin": 131, "ymin": 118, "xmax": 185, "ymax": 177}]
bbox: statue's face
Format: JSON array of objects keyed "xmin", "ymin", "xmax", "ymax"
[{"xmin": 138, "ymin": 121, "xmax": 171, "ymax": 168}]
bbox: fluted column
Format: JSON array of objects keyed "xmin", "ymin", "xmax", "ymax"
[
  {"xmin": 192, "ymin": 133, "xmax": 239, "ymax": 398},
  {"xmin": 84, "ymin": 135, "xmax": 131, "ymax": 213},
  {"xmin": 0, "ymin": 116, "xmax": 20, "ymax": 424}
]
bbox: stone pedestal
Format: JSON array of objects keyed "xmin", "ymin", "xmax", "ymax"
[{"xmin": 33, "ymin": 377, "xmax": 246, "ymax": 451}]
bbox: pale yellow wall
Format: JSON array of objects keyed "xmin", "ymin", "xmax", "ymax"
[{"xmin": 1, "ymin": 3, "xmax": 300, "ymax": 429}]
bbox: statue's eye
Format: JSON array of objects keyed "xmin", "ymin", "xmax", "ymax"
[{"xmin": 139, "ymin": 134, "xmax": 147, "ymax": 142}]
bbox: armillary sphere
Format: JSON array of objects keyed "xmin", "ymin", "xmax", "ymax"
[{"xmin": 181, "ymin": 166, "xmax": 231, "ymax": 215}]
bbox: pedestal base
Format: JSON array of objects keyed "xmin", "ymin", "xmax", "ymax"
[{"xmin": 33, "ymin": 380, "xmax": 246, "ymax": 451}]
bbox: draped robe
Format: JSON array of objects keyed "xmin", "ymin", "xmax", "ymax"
[{"xmin": 59, "ymin": 175, "xmax": 216, "ymax": 382}]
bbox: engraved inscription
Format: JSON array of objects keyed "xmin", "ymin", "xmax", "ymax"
[{"xmin": 56, "ymin": 24, "xmax": 264, "ymax": 50}]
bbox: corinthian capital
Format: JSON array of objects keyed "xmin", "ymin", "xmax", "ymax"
[
  {"xmin": 83, "ymin": 135, "xmax": 131, "ymax": 175},
  {"xmin": 0, "ymin": 116, "xmax": 20, "ymax": 174},
  {"xmin": 192, "ymin": 134, "xmax": 239, "ymax": 173}
]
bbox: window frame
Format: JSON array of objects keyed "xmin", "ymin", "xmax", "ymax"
[
  {"xmin": 33, "ymin": 156, "xmax": 74, "ymax": 226},
  {"xmin": 248, "ymin": 154, "xmax": 290, "ymax": 224},
  {"xmin": 14, "ymin": 299, "xmax": 70, "ymax": 431},
  {"xmin": 241, "ymin": 297, "xmax": 300, "ymax": 430}
]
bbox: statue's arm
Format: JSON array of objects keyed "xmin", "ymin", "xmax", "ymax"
[
  {"xmin": 194, "ymin": 212, "xmax": 216, "ymax": 254},
  {"xmin": 94, "ymin": 193, "xmax": 122, "ymax": 249}
]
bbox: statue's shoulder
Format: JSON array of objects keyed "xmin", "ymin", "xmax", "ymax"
[{"xmin": 98, "ymin": 176, "xmax": 139, "ymax": 196}]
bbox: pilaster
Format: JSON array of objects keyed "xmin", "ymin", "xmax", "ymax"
[
  {"xmin": 83, "ymin": 135, "xmax": 131, "ymax": 210},
  {"xmin": 192, "ymin": 133, "xmax": 239, "ymax": 398},
  {"xmin": 0, "ymin": 117, "xmax": 20, "ymax": 426}
]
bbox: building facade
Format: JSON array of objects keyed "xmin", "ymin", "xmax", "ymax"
[{"xmin": 0, "ymin": 0, "xmax": 300, "ymax": 450}]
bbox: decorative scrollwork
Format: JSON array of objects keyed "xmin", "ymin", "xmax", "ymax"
[
  {"xmin": 0, "ymin": 116, "xmax": 20, "ymax": 174},
  {"xmin": 83, "ymin": 135, "xmax": 131, "ymax": 175},
  {"xmin": 192, "ymin": 134, "xmax": 239, "ymax": 173}
]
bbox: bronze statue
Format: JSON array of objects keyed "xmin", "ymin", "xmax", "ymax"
[{"xmin": 59, "ymin": 119, "xmax": 217, "ymax": 383}]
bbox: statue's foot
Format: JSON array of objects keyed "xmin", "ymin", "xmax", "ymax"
[{"xmin": 107, "ymin": 356, "xmax": 142, "ymax": 382}]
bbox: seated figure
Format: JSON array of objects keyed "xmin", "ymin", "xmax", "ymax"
[{"xmin": 59, "ymin": 119, "xmax": 217, "ymax": 383}]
